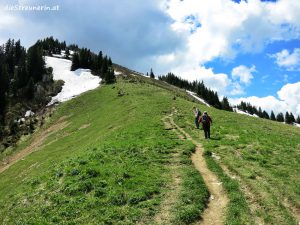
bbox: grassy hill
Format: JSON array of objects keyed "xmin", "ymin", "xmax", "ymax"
[{"xmin": 0, "ymin": 69, "xmax": 299, "ymax": 225}]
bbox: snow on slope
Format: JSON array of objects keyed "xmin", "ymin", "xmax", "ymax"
[
  {"xmin": 233, "ymin": 108, "xmax": 259, "ymax": 118},
  {"xmin": 186, "ymin": 90, "xmax": 211, "ymax": 107},
  {"xmin": 45, "ymin": 56, "xmax": 101, "ymax": 104}
]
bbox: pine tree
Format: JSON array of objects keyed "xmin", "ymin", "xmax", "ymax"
[
  {"xmin": 270, "ymin": 111, "xmax": 276, "ymax": 121},
  {"xmin": 65, "ymin": 48, "xmax": 70, "ymax": 59},
  {"xmin": 26, "ymin": 77, "xmax": 35, "ymax": 99},
  {"xmin": 71, "ymin": 53, "xmax": 80, "ymax": 71},
  {"xmin": 150, "ymin": 68, "xmax": 155, "ymax": 79},
  {"xmin": 276, "ymin": 112, "xmax": 284, "ymax": 122},
  {"xmin": 221, "ymin": 97, "xmax": 232, "ymax": 111},
  {"xmin": 258, "ymin": 107, "xmax": 263, "ymax": 118},
  {"xmin": 285, "ymin": 112, "xmax": 292, "ymax": 124},
  {"xmin": 290, "ymin": 113, "xmax": 295, "ymax": 123},
  {"xmin": 296, "ymin": 115, "xmax": 300, "ymax": 124},
  {"xmin": 0, "ymin": 65, "xmax": 9, "ymax": 117},
  {"xmin": 27, "ymin": 44, "xmax": 45, "ymax": 82},
  {"xmin": 262, "ymin": 110, "xmax": 270, "ymax": 119}
]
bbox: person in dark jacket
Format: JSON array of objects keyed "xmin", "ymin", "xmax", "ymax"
[
  {"xmin": 193, "ymin": 107, "xmax": 201, "ymax": 129},
  {"xmin": 199, "ymin": 111, "xmax": 212, "ymax": 139}
]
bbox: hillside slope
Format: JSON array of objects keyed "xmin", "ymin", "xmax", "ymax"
[{"xmin": 0, "ymin": 68, "xmax": 299, "ymax": 224}]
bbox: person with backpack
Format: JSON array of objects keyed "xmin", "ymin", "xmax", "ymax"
[
  {"xmin": 199, "ymin": 111, "xmax": 212, "ymax": 139},
  {"xmin": 193, "ymin": 107, "xmax": 201, "ymax": 129}
]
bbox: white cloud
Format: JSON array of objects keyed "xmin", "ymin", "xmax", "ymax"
[
  {"xmin": 277, "ymin": 82, "xmax": 300, "ymax": 114},
  {"xmin": 172, "ymin": 65, "xmax": 231, "ymax": 94},
  {"xmin": 270, "ymin": 48, "xmax": 300, "ymax": 70},
  {"xmin": 230, "ymin": 82, "xmax": 245, "ymax": 96},
  {"xmin": 231, "ymin": 65, "xmax": 256, "ymax": 85},
  {"xmin": 163, "ymin": 0, "xmax": 300, "ymax": 67},
  {"xmin": 230, "ymin": 82, "xmax": 300, "ymax": 116},
  {"xmin": 145, "ymin": 0, "xmax": 300, "ymax": 96}
]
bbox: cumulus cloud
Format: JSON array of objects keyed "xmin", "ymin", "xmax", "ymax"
[
  {"xmin": 231, "ymin": 65, "xmax": 256, "ymax": 85},
  {"xmin": 1, "ymin": 0, "xmax": 300, "ymax": 104},
  {"xmin": 230, "ymin": 82, "xmax": 300, "ymax": 116},
  {"xmin": 269, "ymin": 48, "xmax": 300, "ymax": 70},
  {"xmin": 0, "ymin": 0, "xmax": 185, "ymax": 70},
  {"xmin": 147, "ymin": 0, "xmax": 300, "ymax": 97}
]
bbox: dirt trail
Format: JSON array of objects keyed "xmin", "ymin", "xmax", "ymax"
[
  {"xmin": 0, "ymin": 118, "xmax": 69, "ymax": 174},
  {"xmin": 168, "ymin": 115, "xmax": 228, "ymax": 225},
  {"xmin": 220, "ymin": 164, "xmax": 265, "ymax": 225}
]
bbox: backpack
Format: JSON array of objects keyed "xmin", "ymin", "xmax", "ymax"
[
  {"xmin": 196, "ymin": 109, "xmax": 201, "ymax": 118},
  {"xmin": 202, "ymin": 115, "xmax": 209, "ymax": 125}
]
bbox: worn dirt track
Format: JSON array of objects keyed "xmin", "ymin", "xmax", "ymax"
[
  {"xmin": 0, "ymin": 118, "xmax": 69, "ymax": 174},
  {"xmin": 168, "ymin": 114, "xmax": 228, "ymax": 225}
]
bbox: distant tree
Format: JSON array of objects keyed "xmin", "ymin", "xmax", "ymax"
[
  {"xmin": 276, "ymin": 112, "xmax": 284, "ymax": 122},
  {"xmin": 71, "ymin": 53, "xmax": 80, "ymax": 71},
  {"xmin": 270, "ymin": 111, "xmax": 276, "ymax": 121},
  {"xmin": 221, "ymin": 97, "xmax": 232, "ymax": 111},
  {"xmin": 65, "ymin": 48, "xmax": 70, "ymax": 59},
  {"xmin": 150, "ymin": 68, "xmax": 155, "ymax": 79},
  {"xmin": 285, "ymin": 112, "xmax": 292, "ymax": 124},
  {"xmin": 258, "ymin": 107, "xmax": 263, "ymax": 118},
  {"xmin": 0, "ymin": 65, "xmax": 9, "ymax": 117},
  {"xmin": 262, "ymin": 110, "xmax": 270, "ymax": 119},
  {"xmin": 296, "ymin": 115, "xmax": 300, "ymax": 124},
  {"xmin": 27, "ymin": 44, "xmax": 45, "ymax": 82},
  {"xmin": 104, "ymin": 67, "xmax": 116, "ymax": 84},
  {"xmin": 290, "ymin": 113, "xmax": 295, "ymax": 123},
  {"xmin": 26, "ymin": 77, "xmax": 35, "ymax": 99},
  {"xmin": 146, "ymin": 72, "xmax": 149, "ymax": 76}
]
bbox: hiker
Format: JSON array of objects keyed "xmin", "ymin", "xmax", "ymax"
[
  {"xmin": 193, "ymin": 107, "xmax": 201, "ymax": 129},
  {"xmin": 199, "ymin": 111, "xmax": 212, "ymax": 139}
]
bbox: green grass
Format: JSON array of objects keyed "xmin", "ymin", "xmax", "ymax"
[
  {"xmin": 0, "ymin": 72, "xmax": 299, "ymax": 224},
  {"xmin": 0, "ymin": 75, "xmax": 208, "ymax": 224},
  {"xmin": 173, "ymin": 96, "xmax": 300, "ymax": 225},
  {"xmin": 172, "ymin": 141, "xmax": 209, "ymax": 225}
]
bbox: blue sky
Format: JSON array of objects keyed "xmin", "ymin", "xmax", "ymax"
[{"xmin": 0, "ymin": 0, "xmax": 299, "ymax": 116}]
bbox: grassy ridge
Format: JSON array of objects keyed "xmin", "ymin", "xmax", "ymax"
[
  {"xmin": 0, "ymin": 76, "xmax": 208, "ymax": 224},
  {"xmin": 173, "ymin": 96, "xmax": 300, "ymax": 224},
  {"xmin": 0, "ymin": 71, "xmax": 299, "ymax": 224}
]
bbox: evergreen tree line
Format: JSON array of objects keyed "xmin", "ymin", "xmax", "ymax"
[
  {"xmin": 71, "ymin": 49, "xmax": 115, "ymax": 84},
  {"xmin": 158, "ymin": 72, "xmax": 232, "ymax": 111},
  {"xmin": 35, "ymin": 36, "xmax": 66, "ymax": 56},
  {"xmin": 237, "ymin": 101, "xmax": 300, "ymax": 124},
  {"xmin": 158, "ymin": 72, "xmax": 300, "ymax": 125},
  {"xmin": 0, "ymin": 39, "xmax": 62, "ymax": 147},
  {"xmin": 36, "ymin": 37, "xmax": 116, "ymax": 83}
]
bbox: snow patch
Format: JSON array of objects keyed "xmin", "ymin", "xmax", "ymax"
[
  {"xmin": 25, "ymin": 110, "xmax": 35, "ymax": 117},
  {"xmin": 293, "ymin": 122, "xmax": 300, "ymax": 128},
  {"xmin": 45, "ymin": 56, "xmax": 101, "ymax": 105},
  {"xmin": 186, "ymin": 90, "xmax": 210, "ymax": 107},
  {"xmin": 233, "ymin": 108, "xmax": 259, "ymax": 118},
  {"xmin": 114, "ymin": 71, "xmax": 122, "ymax": 76}
]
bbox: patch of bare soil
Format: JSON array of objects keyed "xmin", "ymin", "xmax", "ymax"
[
  {"xmin": 0, "ymin": 118, "xmax": 70, "ymax": 174},
  {"xmin": 78, "ymin": 123, "xmax": 91, "ymax": 130},
  {"xmin": 168, "ymin": 115, "xmax": 228, "ymax": 225}
]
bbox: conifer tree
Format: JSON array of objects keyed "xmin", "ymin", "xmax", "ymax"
[
  {"xmin": 258, "ymin": 107, "xmax": 263, "ymax": 118},
  {"xmin": 296, "ymin": 115, "xmax": 300, "ymax": 124},
  {"xmin": 221, "ymin": 97, "xmax": 232, "ymax": 111},
  {"xmin": 27, "ymin": 44, "xmax": 45, "ymax": 82},
  {"xmin": 71, "ymin": 53, "xmax": 80, "ymax": 71},
  {"xmin": 262, "ymin": 110, "xmax": 270, "ymax": 119},
  {"xmin": 285, "ymin": 112, "xmax": 292, "ymax": 124},
  {"xmin": 276, "ymin": 112, "xmax": 284, "ymax": 122},
  {"xmin": 270, "ymin": 111, "xmax": 276, "ymax": 120},
  {"xmin": 290, "ymin": 113, "xmax": 295, "ymax": 123},
  {"xmin": 150, "ymin": 68, "xmax": 155, "ymax": 79}
]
